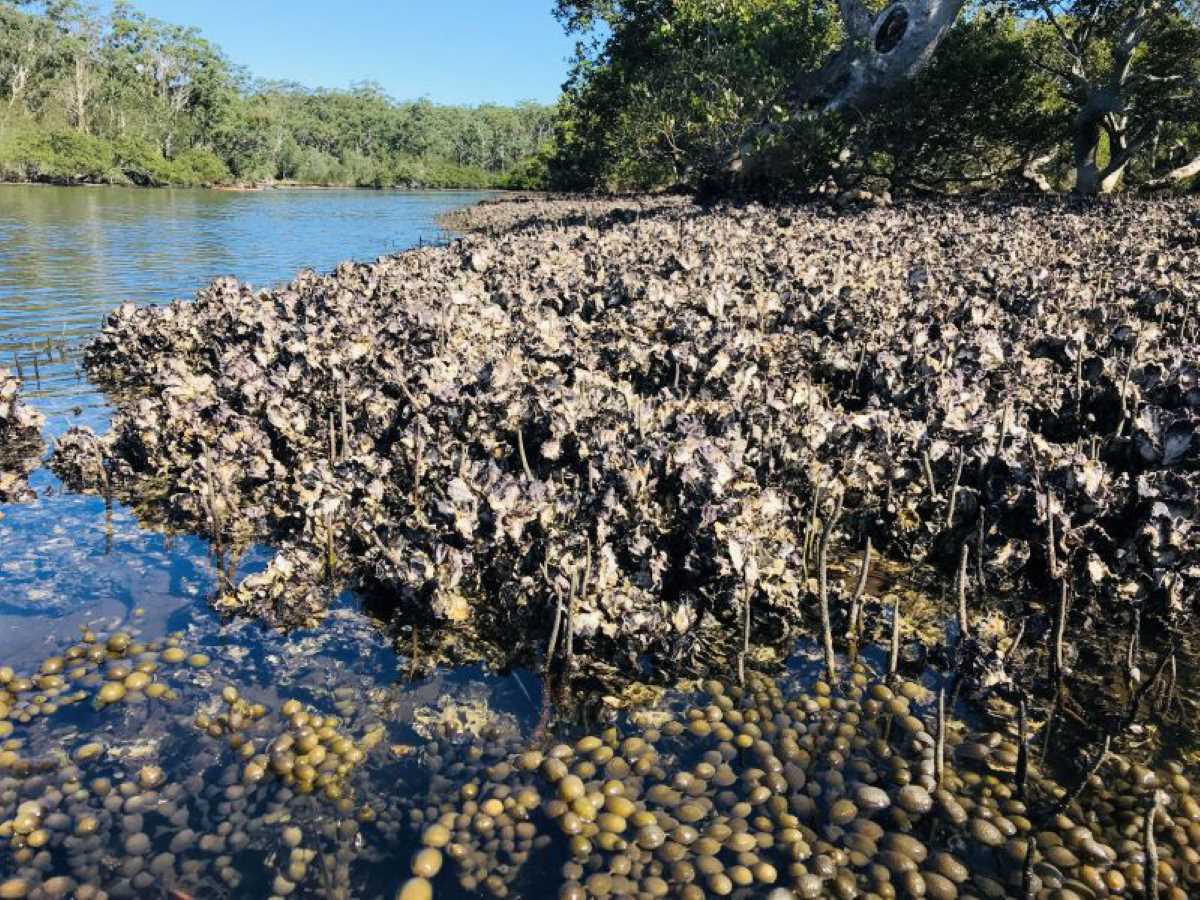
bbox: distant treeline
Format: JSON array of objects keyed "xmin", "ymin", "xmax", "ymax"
[{"xmin": 0, "ymin": 1, "xmax": 554, "ymax": 188}]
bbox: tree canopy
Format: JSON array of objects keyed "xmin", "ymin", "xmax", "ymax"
[
  {"xmin": 549, "ymin": 0, "xmax": 1200, "ymax": 194},
  {"xmin": 3, "ymin": 0, "xmax": 1195, "ymax": 195}
]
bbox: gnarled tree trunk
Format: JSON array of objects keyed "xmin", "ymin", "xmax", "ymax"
[
  {"xmin": 1073, "ymin": 108, "xmax": 1127, "ymax": 195},
  {"xmin": 815, "ymin": 0, "xmax": 970, "ymax": 114}
]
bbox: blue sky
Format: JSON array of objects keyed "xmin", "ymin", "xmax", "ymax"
[{"xmin": 118, "ymin": 1, "xmax": 579, "ymax": 105}]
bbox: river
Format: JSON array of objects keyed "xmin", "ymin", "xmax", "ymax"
[{"xmin": 0, "ymin": 185, "xmax": 537, "ymax": 899}]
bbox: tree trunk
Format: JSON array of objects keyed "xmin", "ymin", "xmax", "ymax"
[
  {"xmin": 9, "ymin": 65, "xmax": 27, "ymax": 108},
  {"xmin": 1072, "ymin": 110, "xmax": 1126, "ymax": 195},
  {"xmin": 817, "ymin": 0, "xmax": 969, "ymax": 115},
  {"xmin": 70, "ymin": 56, "xmax": 90, "ymax": 133}
]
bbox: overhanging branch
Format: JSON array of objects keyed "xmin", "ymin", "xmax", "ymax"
[{"xmin": 1146, "ymin": 150, "xmax": 1200, "ymax": 186}]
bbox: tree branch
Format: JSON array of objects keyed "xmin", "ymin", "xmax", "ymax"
[
  {"xmin": 723, "ymin": 0, "xmax": 969, "ymax": 185},
  {"xmin": 1030, "ymin": 57, "xmax": 1090, "ymax": 92},
  {"xmin": 1146, "ymin": 150, "xmax": 1200, "ymax": 187},
  {"xmin": 1112, "ymin": 1, "xmax": 1170, "ymax": 90},
  {"xmin": 1101, "ymin": 116, "xmax": 1161, "ymax": 180},
  {"xmin": 1037, "ymin": 0, "xmax": 1081, "ymax": 56}
]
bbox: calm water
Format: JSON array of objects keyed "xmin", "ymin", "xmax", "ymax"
[
  {"xmin": 1, "ymin": 185, "xmax": 489, "ymax": 437},
  {"xmin": 0, "ymin": 185, "xmax": 543, "ymax": 898},
  {"xmin": 0, "ymin": 184, "xmax": 503, "ymax": 656}
]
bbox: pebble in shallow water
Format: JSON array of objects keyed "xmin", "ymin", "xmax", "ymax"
[
  {"xmin": 2, "ymin": 620, "xmax": 1198, "ymax": 900},
  {"xmin": 393, "ymin": 664, "xmax": 1200, "ymax": 900},
  {"xmin": 0, "ymin": 630, "xmax": 189, "ymax": 731},
  {"xmin": 195, "ymin": 689, "xmax": 383, "ymax": 808}
]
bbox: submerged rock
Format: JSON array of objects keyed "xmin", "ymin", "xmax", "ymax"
[{"xmin": 396, "ymin": 665, "xmax": 1200, "ymax": 900}]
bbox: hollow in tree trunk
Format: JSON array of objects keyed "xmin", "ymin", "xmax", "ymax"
[
  {"xmin": 1073, "ymin": 112, "xmax": 1127, "ymax": 195},
  {"xmin": 717, "ymin": 0, "xmax": 969, "ymax": 191}
]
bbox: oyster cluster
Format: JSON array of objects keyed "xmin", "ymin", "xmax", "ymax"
[
  {"xmin": 53, "ymin": 197, "xmax": 1199, "ymax": 688},
  {"xmin": 0, "ymin": 368, "xmax": 44, "ymax": 503}
]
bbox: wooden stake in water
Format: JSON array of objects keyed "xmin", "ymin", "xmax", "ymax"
[
  {"xmin": 1045, "ymin": 491, "xmax": 1060, "ymax": 580},
  {"xmin": 1016, "ymin": 690, "xmax": 1029, "ymax": 800},
  {"xmin": 1145, "ymin": 795, "xmax": 1160, "ymax": 900},
  {"xmin": 1052, "ymin": 578, "xmax": 1068, "ymax": 681},
  {"xmin": 818, "ymin": 489, "xmax": 844, "ymax": 683},
  {"xmin": 738, "ymin": 583, "xmax": 750, "ymax": 687},
  {"xmin": 935, "ymin": 686, "xmax": 946, "ymax": 789},
  {"xmin": 889, "ymin": 594, "xmax": 901, "ymax": 677},
  {"xmin": 516, "ymin": 428, "xmax": 534, "ymax": 481},
  {"xmin": 546, "ymin": 596, "xmax": 564, "ymax": 674},
  {"xmin": 847, "ymin": 538, "xmax": 872, "ymax": 649},
  {"xmin": 956, "ymin": 542, "xmax": 970, "ymax": 640},
  {"xmin": 922, "ymin": 450, "xmax": 938, "ymax": 502},
  {"xmin": 1020, "ymin": 839, "xmax": 1036, "ymax": 900},
  {"xmin": 564, "ymin": 564, "xmax": 580, "ymax": 676}
]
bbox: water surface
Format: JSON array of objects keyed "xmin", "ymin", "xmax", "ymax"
[
  {"xmin": 1, "ymin": 185, "xmax": 490, "ymax": 437},
  {"xmin": 0, "ymin": 185, "xmax": 543, "ymax": 896}
]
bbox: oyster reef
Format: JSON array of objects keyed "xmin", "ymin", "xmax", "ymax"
[{"xmin": 1, "ymin": 193, "xmax": 1198, "ymax": 899}]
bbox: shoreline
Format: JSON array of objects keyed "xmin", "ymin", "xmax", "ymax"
[{"xmin": 0, "ymin": 177, "xmax": 528, "ymax": 194}]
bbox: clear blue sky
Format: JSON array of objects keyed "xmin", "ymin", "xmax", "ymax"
[{"xmin": 116, "ymin": 1, "xmax": 578, "ymax": 105}]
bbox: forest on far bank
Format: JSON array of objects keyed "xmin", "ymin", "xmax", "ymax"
[
  {"xmin": 2, "ymin": 0, "xmax": 1198, "ymax": 196},
  {"xmin": 0, "ymin": 1, "xmax": 555, "ymax": 189}
]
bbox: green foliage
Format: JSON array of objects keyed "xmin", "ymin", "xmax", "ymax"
[
  {"xmin": 1003, "ymin": 0, "xmax": 1200, "ymax": 191},
  {"xmin": 858, "ymin": 15, "xmax": 1064, "ymax": 191},
  {"xmin": 0, "ymin": 0, "xmax": 553, "ymax": 189},
  {"xmin": 110, "ymin": 137, "xmax": 231, "ymax": 185},
  {"xmin": 0, "ymin": 126, "xmax": 116, "ymax": 183},
  {"xmin": 0, "ymin": 124, "xmax": 231, "ymax": 185},
  {"xmin": 550, "ymin": 0, "xmax": 840, "ymax": 191},
  {"xmin": 550, "ymin": 0, "xmax": 1200, "ymax": 195}
]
